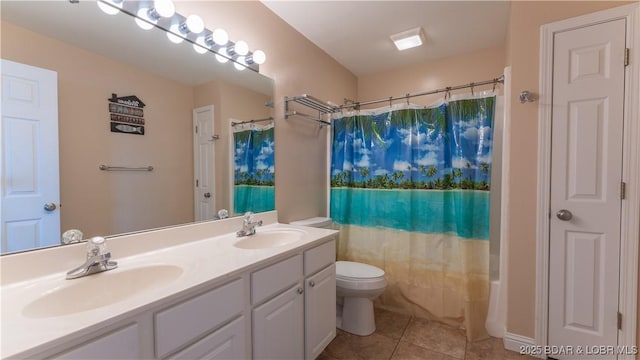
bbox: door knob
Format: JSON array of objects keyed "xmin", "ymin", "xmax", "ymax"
[
  {"xmin": 309, "ymin": 280, "xmax": 315, "ymax": 287},
  {"xmin": 43, "ymin": 203, "xmax": 57, "ymax": 212},
  {"xmin": 204, "ymin": 192, "xmax": 211, "ymax": 198},
  {"xmin": 297, "ymin": 287, "xmax": 304, "ymax": 294},
  {"xmin": 556, "ymin": 209, "xmax": 573, "ymax": 221}
]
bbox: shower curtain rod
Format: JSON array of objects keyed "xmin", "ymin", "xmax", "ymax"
[
  {"xmin": 340, "ymin": 75, "xmax": 504, "ymax": 111},
  {"xmin": 231, "ymin": 117, "xmax": 274, "ymax": 126}
]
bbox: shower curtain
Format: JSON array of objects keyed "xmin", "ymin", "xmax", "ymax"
[
  {"xmin": 330, "ymin": 92, "xmax": 496, "ymax": 341},
  {"xmin": 232, "ymin": 122, "xmax": 275, "ymax": 215}
]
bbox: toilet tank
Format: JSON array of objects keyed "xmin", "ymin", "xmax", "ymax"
[{"xmin": 289, "ymin": 217, "xmax": 333, "ymax": 229}]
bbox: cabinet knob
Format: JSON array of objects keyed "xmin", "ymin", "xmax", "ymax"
[
  {"xmin": 297, "ymin": 287, "xmax": 304, "ymax": 294},
  {"xmin": 309, "ymin": 280, "xmax": 315, "ymax": 287}
]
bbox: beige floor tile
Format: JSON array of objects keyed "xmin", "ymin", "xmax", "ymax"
[
  {"xmin": 391, "ymin": 340, "xmax": 460, "ymax": 360},
  {"xmin": 401, "ymin": 317, "xmax": 467, "ymax": 359},
  {"xmin": 375, "ymin": 308, "xmax": 412, "ymax": 340},
  {"xmin": 321, "ymin": 329, "xmax": 398, "ymax": 360},
  {"xmin": 465, "ymin": 337, "xmax": 537, "ymax": 360}
]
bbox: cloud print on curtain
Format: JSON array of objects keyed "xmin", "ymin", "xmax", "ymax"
[
  {"xmin": 233, "ymin": 123, "xmax": 275, "ymax": 215},
  {"xmin": 330, "ymin": 93, "xmax": 496, "ymax": 341}
]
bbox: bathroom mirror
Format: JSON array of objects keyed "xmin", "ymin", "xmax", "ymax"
[{"xmin": 0, "ymin": 1, "xmax": 275, "ymax": 254}]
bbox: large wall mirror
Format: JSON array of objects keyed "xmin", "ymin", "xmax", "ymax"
[{"xmin": 0, "ymin": 1, "xmax": 275, "ymax": 254}]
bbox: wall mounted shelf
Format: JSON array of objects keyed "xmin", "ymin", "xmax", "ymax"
[{"xmin": 284, "ymin": 94, "xmax": 338, "ymax": 126}]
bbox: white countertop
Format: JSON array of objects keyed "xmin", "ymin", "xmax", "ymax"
[{"xmin": 0, "ymin": 211, "xmax": 337, "ymax": 358}]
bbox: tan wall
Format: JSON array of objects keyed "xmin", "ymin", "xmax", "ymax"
[
  {"xmin": 194, "ymin": 81, "xmax": 272, "ymax": 214},
  {"xmin": 357, "ymin": 46, "xmax": 505, "ymax": 105},
  {"xmin": 1, "ymin": 21, "xmax": 195, "ymax": 238},
  {"xmin": 175, "ymin": 1, "xmax": 358, "ymax": 223},
  {"xmin": 504, "ymin": 1, "xmax": 634, "ymax": 338}
]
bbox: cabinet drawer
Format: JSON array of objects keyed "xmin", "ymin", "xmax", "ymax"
[
  {"xmin": 251, "ymin": 255, "xmax": 302, "ymax": 305},
  {"xmin": 155, "ymin": 278, "xmax": 244, "ymax": 358},
  {"xmin": 54, "ymin": 323, "xmax": 140, "ymax": 359},
  {"xmin": 304, "ymin": 239, "xmax": 335, "ymax": 276},
  {"xmin": 167, "ymin": 316, "xmax": 246, "ymax": 360}
]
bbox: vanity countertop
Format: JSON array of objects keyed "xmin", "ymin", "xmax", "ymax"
[{"xmin": 0, "ymin": 211, "xmax": 338, "ymax": 359}]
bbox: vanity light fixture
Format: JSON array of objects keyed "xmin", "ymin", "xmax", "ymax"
[
  {"xmin": 390, "ymin": 27, "xmax": 425, "ymax": 51},
  {"xmin": 96, "ymin": 0, "xmax": 265, "ymax": 71},
  {"xmin": 96, "ymin": 0, "xmax": 122, "ymax": 15}
]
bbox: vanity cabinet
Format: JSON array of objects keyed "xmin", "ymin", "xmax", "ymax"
[
  {"xmin": 251, "ymin": 239, "xmax": 336, "ymax": 360},
  {"xmin": 28, "ymin": 236, "xmax": 336, "ymax": 360}
]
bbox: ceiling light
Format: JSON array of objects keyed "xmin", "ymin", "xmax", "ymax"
[
  {"xmin": 390, "ymin": 27, "xmax": 425, "ymax": 51},
  {"xmin": 247, "ymin": 50, "xmax": 266, "ymax": 65},
  {"xmin": 228, "ymin": 40, "xmax": 249, "ymax": 56},
  {"xmin": 212, "ymin": 28, "xmax": 229, "ymax": 46}
]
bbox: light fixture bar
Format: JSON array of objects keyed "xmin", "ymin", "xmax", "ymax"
[{"xmin": 96, "ymin": 0, "xmax": 264, "ymax": 72}]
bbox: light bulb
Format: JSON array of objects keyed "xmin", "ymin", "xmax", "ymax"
[
  {"xmin": 234, "ymin": 56, "xmax": 247, "ymax": 71},
  {"xmin": 212, "ymin": 28, "xmax": 228, "ymax": 46},
  {"xmin": 215, "ymin": 48, "xmax": 229, "ymax": 63},
  {"xmin": 193, "ymin": 36, "xmax": 208, "ymax": 54},
  {"xmin": 135, "ymin": 8, "xmax": 155, "ymax": 30},
  {"xmin": 251, "ymin": 50, "xmax": 266, "ymax": 65},
  {"xmin": 153, "ymin": 0, "xmax": 175, "ymax": 18},
  {"xmin": 234, "ymin": 40, "xmax": 249, "ymax": 56},
  {"xmin": 167, "ymin": 24, "xmax": 184, "ymax": 44},
  {"xmin": 185, "ymin": 14, "xmax": 204, "ymax": 34},
  {"xmin": 97, "ymin": 0, "xmax": 121, "ymax": 15}
]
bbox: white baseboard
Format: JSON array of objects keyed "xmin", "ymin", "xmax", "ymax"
[{"xmin": 504, "ymin": 332, "xmax": 544, "ymax": 359}]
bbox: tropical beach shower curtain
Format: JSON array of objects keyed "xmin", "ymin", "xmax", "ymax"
[
  {"xmin": 330, "ymin": 93, "xmax": 496, "ymax": 341},
  {"xmin": 232, "ymin": 122, "xmax": 275, "ymax": 215}
]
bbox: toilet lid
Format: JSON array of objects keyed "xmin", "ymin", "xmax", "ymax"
[{"xmin": 336, "ymin": 261, "xmax": 385, "ymax": 279}]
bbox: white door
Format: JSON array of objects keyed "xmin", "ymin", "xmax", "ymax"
[
  {"xmin": 193, "ymin": 105, "xmax": 215, "ymax": 221},
  {"xmin": 548, "ymin": 19, "xmax": 626, "ymax": 358},
  {"xmin": 1, "ymin": 59, "xmax": 60, "ymax": 253}
]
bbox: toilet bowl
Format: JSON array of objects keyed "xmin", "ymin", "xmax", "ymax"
[
  {"xmin": 289, "ymin": 217, "xmax": 387, "ymax": 337},
  {"xmin": 335, "ymin": 261, "xmax": 386, "ymax": 336}
]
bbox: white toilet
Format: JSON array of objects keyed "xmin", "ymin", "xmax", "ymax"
[{"xmin": 290, "ymin": 217, "xmax": 387, "ymax": 336}]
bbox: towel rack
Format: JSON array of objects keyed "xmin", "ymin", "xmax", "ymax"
[
  {"xmin": 285, "ymin": 94, "xmax": 338, "ymax": 127},
  {"xmin": 99, "ymin": 164, "xmax": 154, "ymax": 171}
]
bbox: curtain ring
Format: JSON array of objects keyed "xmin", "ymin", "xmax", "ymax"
[
  {"xmin": 492, "ymin": 81, "xmax": 497, "ymax": 92},
  {"xmin": 406, "ymin": 93, "xmax": 410, "ymax": 105},
  {"xmin": 389, "ymin": 96, "xmax": 393, "ymax": 108},
  {"xmin": 470, "ymin": 83, "xmax": 475, "ymax": 96},
  {"xmin": 445, "ymin": 87, "xmax": 451, "ymax": 100}
]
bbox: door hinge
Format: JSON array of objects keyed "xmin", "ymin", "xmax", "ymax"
[
  {"xmin": 624, "ymin": 48, "xmax": 630, "ymax": 66},
  {"xmin": 617, "ymin": 311, "xmax": 622, "ymax": 330},
  {"xmin": 196, "ymin": 179, "xmax": 199, "ymax": 187},
  {"xmin": 195, "ymin": 125, "xmax": 198, "ymax": 134},
  {"xmin": 621, "ymin": 181, "xmax": 626, "ymax": 200}
]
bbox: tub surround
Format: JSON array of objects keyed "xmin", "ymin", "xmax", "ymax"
[{"xmin": 0, "ymin": 211, "xmax": 338, "ymax": 358}]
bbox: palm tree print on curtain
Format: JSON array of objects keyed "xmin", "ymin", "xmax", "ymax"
[
  {"xmin": 233, "ymin": 124, "xmax": 275, "ymax": 215},
  {"xmin": 330, "ymin": 94, "xmax": 496, "ymax": 341}
]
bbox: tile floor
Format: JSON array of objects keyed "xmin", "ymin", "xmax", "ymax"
[{"xmin": 319, "ymin": 308, "xmax": 537, "ymax": 360}]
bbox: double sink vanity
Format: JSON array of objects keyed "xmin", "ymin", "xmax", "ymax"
[{"xmin": 1, "ymin": 211, "xmax": 338, "ymax": 359}]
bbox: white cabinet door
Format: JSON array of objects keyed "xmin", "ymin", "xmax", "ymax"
[
  {"xmin": 252, "ymin": 284, "xmax": 304, "ymax": 360},
  {"xmin": 167, "ymin": 316, "xmax": 246, "ymax": 360},
  {"xmin": 305, "ymin": 264, "xmax": 336, "ymax": 360}
]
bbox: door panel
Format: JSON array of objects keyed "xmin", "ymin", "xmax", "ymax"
[
  {"xmin": 548, "ymin": 19, "xmax": 625, "ymax": 357},
  {"xmin": 193, "ymin": 105, "xmax": 215, "ymax": 221},
  {"xmin": 1, "ymin": 59, "xmax": 59, "ymax": 253}
]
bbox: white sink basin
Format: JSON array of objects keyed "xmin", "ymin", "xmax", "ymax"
[
  {"xmin": 233, "ymin": 229, "xmax": 305, "ymax": 249},
  {"xmin": 23, "ymin": 264, "xmax": 183, "ymax": 318}
]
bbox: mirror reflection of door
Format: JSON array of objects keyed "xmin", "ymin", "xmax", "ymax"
[
  {"xmin": 1, "ymin": 59, "xmax": 60, "ymax": 254},
  {"xmin": 193, "ymin": 105, "xmax": 215, "ymax": 221}
]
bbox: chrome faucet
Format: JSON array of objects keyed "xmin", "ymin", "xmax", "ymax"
[
  {"xmin": 236, "ymin": 212, "xmax": 263, "ymax": 237},
  {"xmin": 66, "ymin": 236, "xmax": 118, "ymax": 280}
]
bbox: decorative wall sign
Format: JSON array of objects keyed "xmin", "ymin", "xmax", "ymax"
[{"xmin": 108, "ymin": 93, "xmax": 146, "ymax": 135}]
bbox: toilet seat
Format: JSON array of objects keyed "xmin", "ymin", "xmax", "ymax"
[{"xmin": 336, "ymin": 261, "xmax": 386, "ymax": 290}]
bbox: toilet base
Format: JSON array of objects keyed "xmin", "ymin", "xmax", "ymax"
[{"xmin": 336, "ymin": 297, "xmax": 375, "ymax": 336}]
